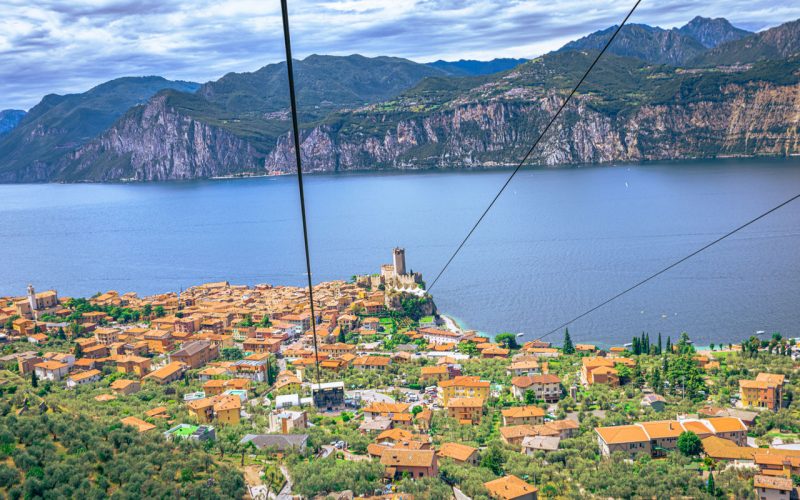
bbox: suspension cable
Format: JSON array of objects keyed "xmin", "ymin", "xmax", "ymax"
[
  {"xmin": 532, "ymin": 192, "xmax": 800, "ymax": 342},
  {"xmin": 280, "ymin": 0, "xmax": 321, "ymax": 388},
  {"xmin": 427, "ymin": 0, "xmax": 642, "ymax": 292}
]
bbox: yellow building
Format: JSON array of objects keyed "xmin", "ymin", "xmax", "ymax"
[{"xmin": 439, "ymin": 376, "xmax": 490, "ymax": 405}]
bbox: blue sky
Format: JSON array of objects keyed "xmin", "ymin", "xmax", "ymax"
[{"xmin": 1, "ymin": 0, "xmax": 798, "ymax": 110}]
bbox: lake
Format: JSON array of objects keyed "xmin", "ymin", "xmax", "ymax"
[{"xmin": 1, "ymin": 158, "xmax": 799, "ymax": 346}]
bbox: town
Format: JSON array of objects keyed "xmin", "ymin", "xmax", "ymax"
[{"xmin": 0, "ymin": 249, "xmax": 798, "ymax": 499}]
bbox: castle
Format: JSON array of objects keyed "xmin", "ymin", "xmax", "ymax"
[{"xmin": 358, "ymin": 248, "xmax": 423, "ymax": 291}]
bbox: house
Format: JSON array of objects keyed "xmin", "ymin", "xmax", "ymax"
[
  {"xmin": 481, "ymin": 345, "xmax": 510, "ymax": 358},
  {"xmin": 231, "ymin": 358, "xmax": 270, "ymax": 382},
  {"xmin": 501, "ymin": 406, "xmax": 545, "ymax": 426},
  {"xmin": 419, "ymin": 328, "xmax": 464, "ymax": 345},
  {"xmin": 83, "ymin": 344, "xmax": 109, "ymax": 359},
  {"xmin": 500, "ymin": 425, "xmax": 544, "ymax": 446},
  {"xmin": 439, "ymin": 376, "xmax": 490, "ymax": 405},
  {"xmin": 521, "ymin": 435, "xmax": 561, "ymax": 455},
  {"xmin": 753, "ymin": 449, "xmax": 800, "ymax": 478},
  {"xmin": 94, "ymin": 327, "xmax": 120, "ymax": 345},
  {"xmin": 115, "ymin": 355, "xmax": 151, "ymax": 376},
  {"xmin": 203, "ymin": 378, "xmax": 251, "ymax": 396},
  {"xmin": 447, "ymin": 397, "xmax": 484, "ymax": 425},
  {"xmin": 739, "ymin": 373, "xmax": 785, "ymax": 412},
  {"xmin": 269, "ymin": 410, "xmax": 308, "ymax": 433},
  {"xmin": 242, "ymin": 338, "xmax": 281, "ymax": 354},
  {"xmin": 240, "ymin": 434, "xmax": 309, "ymax": 454},
  {"xmin": 187, "ymin": 394, "xmax": 241, "ymax": 426},
  {"xmin": 700, "ymin": 436, "xmax": 757, "ymax": 462},
  {"xmin": 484, "ymin": 475, "xmax": 538, "ymax": 500},
  {"xmin": 595, "ymin": 417, "xmax": 747, "ymax": 459},
  {"xmin": 170, "ymin": 340, "xmax": 219, "ymax": 369},
  {"xmin": 753, "ymin": 475, "xmax": 797, "ymax": 500},
  {"xmin": 510, "ymin": 374, "xmax": 562, "ymax": 403},
  {"xmin": 420, "ymin": 365, "xmax": 449, "ymax": 383},
  {"xmin": 581, "ymin": 358, "xmax": 619, "ymax": 386},
  {"xmin": 380, "ymin": 449, "xmax": 438, "ymax": 479},
  {"xmin": 437, "ymin": 442, "xmax": 478, "ymax": 465},
  {"xmin": 120, "ymin": 416, "xmax": 157, "ymax": 433},
  {"xmin": 66, "ymin": 369, "xmax": 102, "ymax": 388},
  {"xmin": 144, "ymin": 330, "xmax": 174, "ymax": 353},
  {"xmin": 362, "ymin": 402, "xmax": 411, "ymax": 420},
  {"xmin": 352, "ymin": 356, "xmax": 391, "ymax": 371},
  {"xmin": 507, "ymin": 360, "xmax": 540, "ymax": 376},
  {"xmin": 143, "ymin": 361, "xmax": 185, "ymax": 384},
  {"xmin": 110, "ymin": 379, "xmax": 141, "ymax": 395},
  {"xmin": 33, "ymin": 360, "xmax": 69, "ymax": 381}
]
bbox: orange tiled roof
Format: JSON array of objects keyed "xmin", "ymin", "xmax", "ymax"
[
  {"xmin": 438, "ymin": 442, "xmax": 477, "ymax": 462},
  {"xmin": 484, "ymin": 475, "xmax": 537, "ymax": 500}
]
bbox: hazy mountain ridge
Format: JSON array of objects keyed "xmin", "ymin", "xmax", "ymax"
[
  {"xmin": 1, "ymin": 16, "xmax": 799, "ymax": 182},
  {"xmin": 425, "ymin": 58, "xmax": 529, "ymax": 76}
]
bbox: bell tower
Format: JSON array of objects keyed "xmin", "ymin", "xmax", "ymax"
[
  {"xmin": 27, "ymin": 284, "xmax": 37, "ymax": 312},
  {"xmin": 392, "ymin": 247, "xmax": 406, "ymax": 277}
]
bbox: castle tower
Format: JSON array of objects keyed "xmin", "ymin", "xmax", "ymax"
[
  {"xmin": 27, "ymin": 284, "xmax": 37, "ymax": 311},
  {"xmin": 392, "ymin": 247, "xmax": 406, "ymax": 277}
]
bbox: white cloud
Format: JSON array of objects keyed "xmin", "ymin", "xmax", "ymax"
[{"xmin": 0, "ymin": 0, "xmax": 798, "ymax": 109}]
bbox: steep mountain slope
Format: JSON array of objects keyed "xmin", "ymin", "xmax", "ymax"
[
  {"xmin": 0, "ymin": 110, "xmax": 26, "ymax": 135},
  {"xmin": 559, "ymin": 17, "xmax": 752, "ymax": 65},
  {"xmin": 426, "ymin": 58, "xmax": 528, "ymax": 76},
  {"xmin": 676, "ymin": 16, "xmax": 752, "ymax": 48},
  {"xmin": 559, "ymin": 24, "xmax": 707, "ymax": 65},
  {"xmin": 198, "ymin": 54, "xmax": 445, "ymax": 119},
  {"xmin": 691, "ymin": 19, "xmax": 800, "ymax": 66},
  {"xmin": 0, "ymin": 77, "xmax": 199, "ymax": 182}
]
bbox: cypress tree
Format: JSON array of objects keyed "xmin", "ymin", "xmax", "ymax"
[
  {"xmin": 707, "ymin": 471, "xmax": 715, "ymax": 495},
  {"xmin": 665, "ymin": 336, "xmax": 672, "ymax": 354},
  {"xmin": 657, "ymin": 333, "xmax": 662, "ymax": 355},
  {"xmin": 563, "ymin": 329, "xmax": 575, "ymax": 354},
  {"xmin": 31, "ymin": 369, "xmax": 38, "ymax": 388}
]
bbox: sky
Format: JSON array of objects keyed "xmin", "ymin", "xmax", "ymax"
[{"xmin": 1, "ymin": 0, "xmax": 799, "ymax": 110}]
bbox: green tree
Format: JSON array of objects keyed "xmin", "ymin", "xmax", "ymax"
[
  {"xmin": 495, "ymin": 333, "xmax": 519, "ymax": 350},
  {"xmin": 677, "ymin": 431, "xmax": 703, "ymax": 456},
  {"xmin": 153, "ymin": 305, "xmax": 165, "ymax": 318},
  {"xmin": 562, "ymin": 328, "xmax": 575, "ymax": 354},
  {"xmin": 30, "ymin": 370, "xmax": 38, "ymax": 388}
]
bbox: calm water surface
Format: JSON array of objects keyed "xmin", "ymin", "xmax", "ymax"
[{"xmin": 1, "ymin": 158, "xmax": 799, "ymax": 346}]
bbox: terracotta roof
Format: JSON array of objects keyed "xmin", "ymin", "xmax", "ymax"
[
  {"xmin": 595, "ymin": 424, "xmax": 649, "ymax": 445},
  {"xmin": 755, "ymin": 373, "xmax": 786, "ymax": 385},
  {"xmin": 144, "ymin": 406, "xmax": 167, "ymax": 417},
  {"xmin": 120, "ymin": 416, "xmax": 156, "ymax": 433},
  {"xmin": 704, "ymin": 417, "xmax": 746, "ymax": 434},
  {"xmin": 363, "ymin": 402, "xmax": 411, "ymax": 414},
  {"xmin": 379, "ymin": 449, "xmax": 435, "ymax": 468},
  {"xmin": 439, "ymin": 376, "xmax": 489, "ymax": 389},
  {"xmin": 753, "ymin": 474, "xmax": 793, "ymax": 491},
  {"xmin": 484, "ymin": 475, "xmax": 537, "ymax": 500},
  {"xmin": 499, "ymin": 425, "xmax": 539, "ymax": 440},
  {"xmin": 353, "ymin": 356, "xmax": 391, "ymax": 367},
  {"xmin": 501, "ymin": 406, "xmax": 546, "ymax": 419},
  {"xmin": 447, "ymin": 397, "xmax": 484, "ymax": 408},
  {"xmin": 438, "ymin": 442, "xmax": 477, "ymax": 462},
  {"xmin": 639, "ymin": 421, "xmax": 684, "ymax": 439},
  {"xmin": 68, "ymin": 369, "xmax": 101, "ymax": 382},
  {"xmin": 34, "ymin": 360, "xmax": 68, "ymax": 370},
  {"xmin": 700, "ymin": 436, "xmax": 756, "ymax": 460}
]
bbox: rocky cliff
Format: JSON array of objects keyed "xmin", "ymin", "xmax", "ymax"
[
  {"xmin": 58, "ymin": 93, "xmax": 264, "ymax": 181},
  {"xmin": 262, "ymin": 81, "xmax": 800, "ymax": 174}
]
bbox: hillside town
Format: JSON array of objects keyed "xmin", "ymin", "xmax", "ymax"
[{"xmin": 0, "ymin": 249, "xmax": 799, "ymax": 499}]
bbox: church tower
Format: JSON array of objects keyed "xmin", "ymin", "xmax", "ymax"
[
  {"xmin": 393, "ymin": 247, "xmax": 406, "ymax": 277},
  {"xmin": 27, "ymin": 284, "xmax": 37, "ymax": 312}
]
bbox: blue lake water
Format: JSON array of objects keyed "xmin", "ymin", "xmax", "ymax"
[{"xmin": 1, "ymin": 158, "xmax": 799, "ymax": 346}]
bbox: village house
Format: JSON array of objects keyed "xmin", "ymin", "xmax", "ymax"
[
  {"xmin": 169, "ymin": 340, "xmax": 219, "ymax": 369},
  {"xmin": 420, "ymin": 365, "xmax": 450, "ymax": 383},
  {"xmin": 581, "ymin": 357, "xmax": 621, "ymax": 386},
  {"xmin": 439, "ymin": 376, "xmax": 490, "ymax": 405},
  {"xmin": 120, "ymin": 416, "xmax": 157, "ymax": 433},
  {"xmin": 203, "ymin": 378, "xmax": 250, "ymax": 396},
  {"xmin": 94, "ymin": 327, "xmax": 120, "ymax": 345},
  {"xmin": 144, "ymin": 329, "xmax": 174, "ymax": 353},
  {"xmin": 352, "ymin": 355, "xmax": 391, "ymax": 371},
  {"xmin": 268, "ymin": 410, "xmax": 308, "ymax": 433},
  {"xmin": 501, "ymin": 405, "xmax": 546, "ymax": 426},
  {"xmin": 362, "ymin": 402, "xmax": 411, "ymax": 420},
  {"xmin": 187, "ymin": 394, "xmax": 242, "ymax": 426},
  {"xmin": 143, "ymin": 361, "xmax": 185, "ymax": 384},
  {"xmin": 66, "ymin": 369, "xmax": 102, "ymax": 388},
  {"xmin": 110, "ymin": 379, "xmax": 141, "ymax": 396},
  {"xmin": 484, "ymin": 475, "xmax": 538, "ymax": 500},
  {"xmin": 447, "ymin": 397, "xmax": 484, "ymax": 425},
  {"xmin": 511, "ymin": 374, "xmax": 562, "ymax": 403},
  {"xmin": 595, "ymin": 417, "xmax": 747, "ymax": 459},
  {"xmin": 437, "ymin": 442, "xmax": 479, "ymax": 465},
  {"xmin": 242, "ymin": 338, "xmax": 282, "ymax": 354},
  {"xmin": 33, "ymin": 360, "xmax": 69, "ymax": 381},
  {"xmin": 739, "ymin": 373, "xmax": 785, "ymax": 412},
  {"xmin": 419, "ymin": 327, "xmax": 464, "ymax": 345},
  {"xmin": 507, "ymin": 359, "xmax": 541, "ymax": 376},
  {"xmin": 115, "ymin": 355, "xmax": 151, "ymax": 376},
  {"xmin": 753, "ymin": 475, "xmax": 797, "ymax": 500},
  {"xmin": 522, "ymin": 435, "xmax": 561, "ymax": 455},
  {"xmin": 379, "ymin": 449, "xmax": 438, "ymax": 479}
]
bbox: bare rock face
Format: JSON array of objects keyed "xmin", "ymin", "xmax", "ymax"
[
  {"xmin": 59, "ymin": 94, "xmax": 264, "ymax": 181},
  {"xmin": 264, "ymin": 82, "xmax": 800, "ymax": 174}
]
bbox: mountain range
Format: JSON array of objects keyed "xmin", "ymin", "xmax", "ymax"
[{"xmin": 0, "ymin": 16, "xmax": 798, "ymax": 183}]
